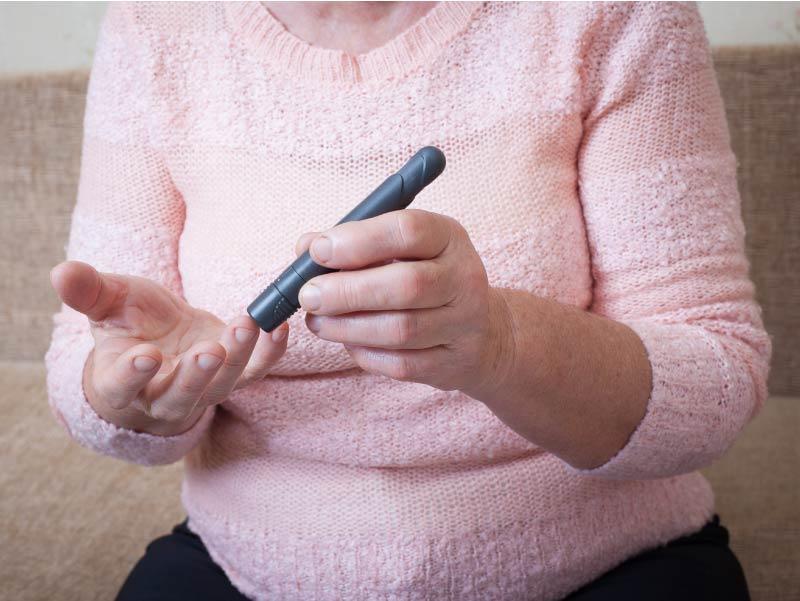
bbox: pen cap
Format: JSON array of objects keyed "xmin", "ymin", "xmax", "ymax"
[
  {"xmin": 335, "ymin": 146, "xmax": 446, "ymax": 225},
  {"xmin": 397, "ymin": 146, "xmax": 446, "ymax": 192}
]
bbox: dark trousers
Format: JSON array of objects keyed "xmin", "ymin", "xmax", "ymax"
[{"xmin": 115, "ymin": 514, "xmax": 749, "ymax": 601}]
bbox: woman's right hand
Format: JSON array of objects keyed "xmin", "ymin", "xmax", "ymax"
[{"xmin": 50, "ymin": 261, "xmax": 289, "ymax": 437}]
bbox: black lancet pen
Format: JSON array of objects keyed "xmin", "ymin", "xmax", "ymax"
[{"xmin": 247, "ymin": 146, "xmax": 447, "ymax": 332}]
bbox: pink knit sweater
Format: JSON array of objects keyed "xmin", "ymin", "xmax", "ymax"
[{"xmin": 45, "ymin": 2, "xmax": 772, "ymax": 599}]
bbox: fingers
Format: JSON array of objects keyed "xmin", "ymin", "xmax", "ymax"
[
  {"xmin": 93, "ymin": 318, "xmax": 288, "ymax": 424},
  {"xmin": 295, "ymin": 231, "xmax": 321, "ymax": 257},
  {"xmin": 238, "ymin": 322, "xmax": 289, "ymax": 386},
  {"xmin": 305, "ymin": 308, "xmax": 458, "ymax": 349},
  {"xmin": 90, "ymin": 343, "xmax": 163, "ymax": 410},
  {"xmin": 343, "ymin": 344, "xmax": 452, "ymax": 387},
  {"xmin": 297, "ymin": 231, "xmax": 394, "ymax": 271},
  {"xmin": 298, "ymin": 260, "xmax": 456, "ymax": 315},
  {"xmin": 144, "ymin": 341, "xmax": 226, "ymax": 423},
  {"xmin": 50, "ymin": 260, "xmax": 128, "ymax": 322},
  {"xmin": 303, "ymin": 209, "xmax": 456, "ymax": 270},
  {"xmin": 198, "ymin": 316, "xmax": 260, "ymax": 404}
]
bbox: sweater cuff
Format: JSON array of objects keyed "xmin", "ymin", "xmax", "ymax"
[
  {"xmin": 564, "ymin": 319, "xmax": 742, "ymax": 480},
  {"xmin": 46, "ymin": 333, "xmax": 215, "ymax": 466}
]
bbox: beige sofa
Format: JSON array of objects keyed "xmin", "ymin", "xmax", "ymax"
[{"xmin": 1, "ymin": 46, "xmax": 798, "ymax": 600}]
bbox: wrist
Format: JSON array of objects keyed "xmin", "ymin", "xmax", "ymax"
[{"xmin": 462, "ymin": 287, "xmax": 518, "ymax": 403}]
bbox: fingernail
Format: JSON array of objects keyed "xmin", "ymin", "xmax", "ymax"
[
  {"xmin": 196, "ymin": 353, "xmax": 222, "ymax": 371},
  {"xmin": 299, "ymin": 284, "xmax": 321, "ymax": 311},
  {"xmin": 311, "ymin": 236, "xmax": 332, "ymax": 263},
  {"xmin": 271, "ymin": 325, "xmax": 288, "ymax": 342},
  {"xmin": 234, "ymin": 327, "xmax": 255, "ymax": 343},
  {"xmin": 307, "ymin": 314, "xmax": 322, "ymax": 333},
  {"xmin": 133, "ymin": 356, "xmax": 158, "ymax": 372}
]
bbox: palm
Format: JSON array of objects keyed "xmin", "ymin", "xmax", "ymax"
[
  {"xmin": 91, "ymin": 274, "xmax": 226, "ymax": 381},
  {"xmin": 50, "ymin": 260, "xmax": 288, "ymax": 432}
]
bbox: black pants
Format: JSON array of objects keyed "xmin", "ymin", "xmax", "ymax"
[{"xmin": 115, "ymin": 514, "xmax": 749, "ymax": 601}]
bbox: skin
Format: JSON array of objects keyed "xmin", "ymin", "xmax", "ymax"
[
  {"xmin": 50, "ymin": 261, "xmax": 289, "ymax": 437},
  {"xmin": 262, "ymin": 2, "xmax": 653, "ymax": 470},
  {"xmin": 261, "ymin": 2, "xmax": 438, "ymax": 55},
  {"xmin": 294, "ymin": 211, "xmax": 652, "ymax": 470},
  {"xmin": 50, "ymin": 3, "xmax": 653, "ymax": 469}
]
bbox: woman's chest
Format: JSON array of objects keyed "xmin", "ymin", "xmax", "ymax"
[
  {"xmin": 158, "ymin": 17, "xmax": 593, "ymax": 375},
  {"xmin": 166, "ymin": 115, "xmax": 592, "ymax": 376}
]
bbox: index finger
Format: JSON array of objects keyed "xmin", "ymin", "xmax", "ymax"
[{"xmin": 305, "ymin": 209, "xmax": 455, "ymax": 270}]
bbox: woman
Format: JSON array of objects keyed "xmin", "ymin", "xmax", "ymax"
[{"xmin": 46, "ymin": 2, "xmax": 770, "ymax": 599}]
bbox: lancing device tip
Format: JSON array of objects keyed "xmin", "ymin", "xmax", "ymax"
[{"xmin": 247, "ymin": 146, "xmax": 446, "ymax": 332}]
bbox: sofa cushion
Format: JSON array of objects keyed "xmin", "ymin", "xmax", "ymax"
[{"xmin": 0, "ymin": 361, "xmax": 183, "ymax": 601}]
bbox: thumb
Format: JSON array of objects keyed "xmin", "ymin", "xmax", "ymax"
[{"xmin": 50, "ymin": 260, "xmax": 128, "ymax": 322}]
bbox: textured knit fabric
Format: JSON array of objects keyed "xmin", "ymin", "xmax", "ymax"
[
  {"xmin": 44, "ymin": 2, "xmax": 772, "ymax": 600},
  {"xmin": 114, "ymin": 515, "xmax": 751, "ymax": 601}
]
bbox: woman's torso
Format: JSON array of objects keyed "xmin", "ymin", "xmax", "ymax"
[{"xmin": 117, "ymin": 2, "xmax": 717, "ymax": 598}]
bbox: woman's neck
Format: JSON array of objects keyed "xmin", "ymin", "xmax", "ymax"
[{"xmin": 260, "ymin": 1, "xmax": 437, "ymax": 55}]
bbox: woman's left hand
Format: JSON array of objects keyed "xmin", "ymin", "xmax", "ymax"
[{"xmin": 294, "ymin": 209, "xmax": 512, "ymax": 394}]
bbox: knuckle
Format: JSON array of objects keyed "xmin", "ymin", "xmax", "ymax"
[
  {"xmin": 148, "ymin": 402, "xmax": 182, "ymax": 423},
  {"xmin": 392, "ymin": 313, "xmax": 417, "ymax": 347},
  {"xmin": 373, "ymin": 283, "xmax": 392, "ymax": 308},
  {"xmin": 243, "ymin": 360, "xmax": 267, "ymax": 377},
  {"xmin": 102, "ymin": 393, "xmax": 127, "ymax": 410},
  {"xmin": 388, "ymin": 355, "xmax": 417, "ymax": 381},
  {"xmin": 402, "ymin": 267, "xmax": 426, "ymax": 302},
  {"xmin": 91, "ymin": 375, "xmax": 114, "ymax": 401},
  {"xmin": 358, "ymin": 363, "xmax": 383, "ymax": 379},
  {"xmin": 147, "ymin": 403, "xmax": 167, "ymax": 421},
  {"xmin": 240, "ymin": 368, "xmax": 265, "ymax": 385},
  {"xmin": 176, "ymin": 377, "xmax": 202, "ymax": 397},
  {"xmin": 473, "ymin": 264, "xmax": 489, "ymax": 288},
  {"xmin": 94, "ymin": 376, "xmax": 127, "ymax": 407},
  {"xmin": 462, "ymin": 262, "xmax": 487, "ymax": 293},
  {"xmin": 446, "ymin": 215, "xmax": 468, "ymax": 238},
  {"xmin": 395, "ymin": 211, "xmax": 425, "ymax": 250},
  {"xmin": 409, "ymin": 262, "xmax": 442, "ymax": 303},
  {"xmin": 243, "ymin": 357, "xmax": 273, "ymax": 380},
  {"xmin": 340, "ymin": 279, "xmax": 362, "ymax": 311},
  {"xmin": 234, "ymin": 372, "xmax": 253, "ymax": 389},
  {"xmin": 223, "ymin": 356, "xmax": 248, "ymax": 370},
  {"xmin": 197, "ymin": 387, "xmax": 222, "ymax": 407}
]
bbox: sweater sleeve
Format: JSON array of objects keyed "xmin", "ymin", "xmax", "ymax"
[
  {"xmin": 44, "ymin": 3, "xmax": 215, "ymax": 467},
  {"xmin": 566, "ymin": 3, "xmax": 772, "ymax": 480}
]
